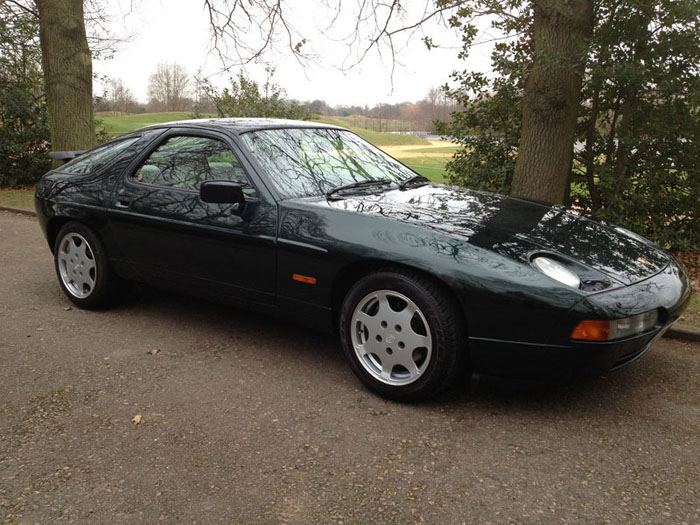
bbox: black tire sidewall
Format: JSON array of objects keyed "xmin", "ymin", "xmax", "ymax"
[
  {"xmin": 339, "ymin": 270, "xmax": 465, "ymax": 401},
  {"xmin": 53, "ymin": 222, "xmax": 115, "ymax": 309}
]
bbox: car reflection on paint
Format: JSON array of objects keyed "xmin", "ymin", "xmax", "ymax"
[{"xmin": 35, "ymin": 119, "xmax": 692, "ymax": 401}]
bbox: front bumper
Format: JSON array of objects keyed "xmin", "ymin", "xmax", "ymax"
[{"xmin": 469, "ymin": 260, "xmax": 692, "ymax": 380}]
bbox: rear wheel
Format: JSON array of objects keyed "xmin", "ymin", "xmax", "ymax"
[
  {"xmin": 339, "ymin": 269, "xmax": 467, "ymax": 401},
  {"xmin": 54, "ymin": 222, "xmax": 124, "ymax": 309}
]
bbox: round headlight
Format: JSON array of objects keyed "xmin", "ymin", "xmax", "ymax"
[{"xmin": 532, "ymin": 256, "xmax": 581, "ymax": 289}]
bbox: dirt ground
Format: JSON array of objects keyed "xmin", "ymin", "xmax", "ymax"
[{"xmin": 1, "ymin": 211, "xmax": 699, "ymax": 524}]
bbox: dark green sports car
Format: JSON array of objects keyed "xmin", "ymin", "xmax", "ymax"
[{"xmin": 35, "ymin": 119, "xmax": 691, "ymax": 401}]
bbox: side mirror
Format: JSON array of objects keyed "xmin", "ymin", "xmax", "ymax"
[{"xmin": 200, "ymin": 180, "xmax": 246, "ymax": 213}]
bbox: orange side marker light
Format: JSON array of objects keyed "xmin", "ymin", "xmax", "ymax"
[{"xmin": 293, "ymin": 274, "xmax": 317, "ymax": 285}]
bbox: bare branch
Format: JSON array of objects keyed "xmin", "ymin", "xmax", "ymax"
[
  {"xmin": 3, "ymin": 0, "xmax": 38, "ymax": 18},
  {"xmin": 201, "ymin": 1, "xmax": 518, "ymax": 91}
]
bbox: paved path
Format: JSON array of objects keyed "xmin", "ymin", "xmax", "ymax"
[{"xmin": 1, "ymin": 211, "xmax": 699, "ymax": 523}]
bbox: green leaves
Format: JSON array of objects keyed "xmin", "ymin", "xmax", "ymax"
[
  {"xmin": 0, "ymin": 5, "xmax": 51, "ymax": 186},
  {"xmin": 213, "ymin": 71, "xmax": 312, "ymax": 120},
  {"xmin": 0, "ymin": 85, "xmax": 51, "ymax": 186},
  {"xmin": 440, "ymin": 0, "xmax": 700, "ymax": 249}
]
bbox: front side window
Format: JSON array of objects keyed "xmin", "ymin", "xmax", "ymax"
[
  {"xmin": 133, "ymin": 135, "xmax": 256, "ymax": 196},
  {"xmin": 240, "ymin": 128, "xmax": 415, "ymax": 198},
  {"xmin": 58, "ymin": 137, "xmax": 139, "ymax": 174}
]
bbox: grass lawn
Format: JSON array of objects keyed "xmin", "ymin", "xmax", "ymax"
[
  {"xmin": 97, "ymin": 112, "xmax": 430, "ymax": 146},
  {"xmin": 678, "ymin": 291, "xmax": 700, "ymax": 329},
  {"xmin": 401, "ymin": 145, "xmax": 459, "ymax": 155},
  {"xmin": 316, "ymin": 114, "xmax": 412, "ymax": 133},
  {"xmin": 346, "ymin": 126, "xmax": 429, "ymax": 146},
  {"xmin": 98, "ymin": 112, "xmax": 203, "ymax": 137},
  {"xmin": 399, "ymin": 157, "xmax": 449, "ymax": 183},
  {"xmin": 0, "ymin": 187, "xmax": 35, "ymax": 210}
]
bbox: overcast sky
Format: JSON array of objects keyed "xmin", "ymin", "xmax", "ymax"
[{"xmin": 93, "ymin": 1, "xmax": 495, "ymax": 107}]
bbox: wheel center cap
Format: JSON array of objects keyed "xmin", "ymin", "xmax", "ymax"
[{"xmin": 385, "ymin": 333, "xmax": 397, "ymax": 344}]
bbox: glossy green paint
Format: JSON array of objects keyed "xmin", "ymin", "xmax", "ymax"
[{"xmin": 35, "ymin": 119, "xmax": 691, "ymax": 381}]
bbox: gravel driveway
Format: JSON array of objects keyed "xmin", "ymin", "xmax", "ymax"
[{"xmin": 1, "ymin": 211, "xmax": 699, "ymax": 524}]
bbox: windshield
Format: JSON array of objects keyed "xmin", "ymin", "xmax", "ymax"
[{"xmin": 240, "ymin": 128, "xmax": 416, "ymax": 198}]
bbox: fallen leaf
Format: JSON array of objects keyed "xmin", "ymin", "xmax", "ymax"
[
  {"xmin": 147, "ymin": 348, "xmax": 160, "ymax": 355},
  {"xmin": 131, "ymin": 414, "xmax": 142, "ymax": 425},
  {"xmin": 63, "ymin": 306, "xmax": 72, "ymax": 311}
]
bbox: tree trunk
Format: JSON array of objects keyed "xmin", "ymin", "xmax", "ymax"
[
  {"xmin": 510, "ymin": 0, "xmax": 593, "ymax": 204},
  {"xmin": 36, "ymin": 0, "xmax": 95, "ymax": 153}
]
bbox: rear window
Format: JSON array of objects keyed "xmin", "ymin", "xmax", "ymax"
[{"xmin": 57, "ymin": 137, "xmax": 139, "ymax": 174}]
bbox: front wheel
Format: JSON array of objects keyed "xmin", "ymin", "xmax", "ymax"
[
  {"xmin": 54, "ymin": 221, "xmax": 124, "ymax": 309},
  {"xmin": 339, "ymin": 269, "xmax": 467, "ymax": 401}
]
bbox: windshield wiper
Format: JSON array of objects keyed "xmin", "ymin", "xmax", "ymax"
[
  {"xmin": 325, "ymin": 179, "xmax": 393, "ymax": 199},
  {"xmin": 398, "ymin": 174, "xmax": 429, "ymax": 190}
]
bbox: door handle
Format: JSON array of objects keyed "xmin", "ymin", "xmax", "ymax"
[{"xmin": 116, "ymin": 196, "xmax": 131, "ymax": 208}]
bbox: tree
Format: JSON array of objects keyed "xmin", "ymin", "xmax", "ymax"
[
  {"xmin": 575, "ymin": 0, "xmax": 700, "ymax": 248},
  {"xmin": 2, "ymin": 0, "xmax": 122, "ymax": 156},
  {"xmin": 212, "ymin": 70, "xmax": 312, "ymax": 120},
  {"xmin": 36, "ymin": 0, "xmax": 95, "ymax": 152},
  {"xmin": 0, "ymin": 1, "xmax": 50, "ymax": 186},
  {"xmin": 147, "ymin": 63, "xmax": 192, "ymax": 112},
  {"xmin": 439, "ymin": 0, "xmax": 700, "ymax": 248},
  {"xmin": 101, "ymin": 77, "xmax": 138, "ymax": 114},
  {"xmin": 202, "ymin": 0, "xmax": 593, "ymax": 205},
  {"xmin": 510, "ymin": 0, "xmax": 593, "ymax": 204}
]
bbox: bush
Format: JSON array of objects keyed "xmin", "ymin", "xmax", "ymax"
[{"xmin": 0, "ymin": 85, "xmax": 51, "ymax": 187}]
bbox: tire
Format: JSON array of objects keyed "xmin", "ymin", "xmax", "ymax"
[
  {"xmin": 53, "ymin": 221, "xmax": 125, "ymax": 309},
  {"xmin": 339, "ymin": 269, "xmax": 468, "ymax": 402}
]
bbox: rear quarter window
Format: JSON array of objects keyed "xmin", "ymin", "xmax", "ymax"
[{"xmin": 56, "ymin": 137, "xmax": 140, "ymax": 174}]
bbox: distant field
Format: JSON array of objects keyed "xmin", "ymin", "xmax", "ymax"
[
  {"xmin": 381, "ymin": 141, "xmax": 456, "ymax": 158},
  {"xmin": 348, "ymin": 127, "xmax": 429, "ymax": 146},
  {"xmin": 99, "ymin": 111, "xmax": 451, "ymax": 182},
  {"xmin": 399, "ymin": 157, "xmax": 449, "ymax": 183},
  {"xmin": 402, "ymin": 145, "xmax": 459, "ymax": 155},
  {"xmin": 97, "ymin": 112, "xmax": 202, "ymax": 137},
  {"xmin": 93, "ymin": 112, "xmax": 447, "ymax": 180},
  {"xmin": 97, "ymin": 112, "xmax": 430, "ymax": 146},
  {"xmin": 316, "ymin": 116, "xmax": 429, "ymax": 145},
  {"xmin": 317, "ymin": 115, "xmax": 412, "ymax": 133}
]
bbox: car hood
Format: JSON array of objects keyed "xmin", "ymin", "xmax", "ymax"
[{"xmin": 301, "ymin": 184, "xmax": 670, "ymax": 286}]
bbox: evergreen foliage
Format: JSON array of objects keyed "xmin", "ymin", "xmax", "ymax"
[
  {"xmin": 0, "ymin": 6, "xmax": 51, "ymax": 187},
  {"xmin": 438, "ymin": 0, "xmax": 700, "ymax": 248},
  {"xmin": 214, "ymin": 71, "xmax": 312, "ymax": 120}
]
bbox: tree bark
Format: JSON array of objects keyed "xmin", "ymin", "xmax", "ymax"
[
  {"xmin": 36, "ymin": 0, "xmax": 95, "ymax": 153},
  {"xmin": 510, "ymin": 0, "xmax": 593, "ymax": 204}
]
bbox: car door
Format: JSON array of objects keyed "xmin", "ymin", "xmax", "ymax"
[{"xmin": 107, "ymin": 130, "xmax": 277, "ymax": 306}]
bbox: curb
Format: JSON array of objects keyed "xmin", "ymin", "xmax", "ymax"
[
  {"xmin": 665, "ymin": 325, "xmax": 700, "ymax": 343},
  {"xmin": 0, "ymin": 205, "xmax": 36, "ymax": 217},
  {"xmin": 1, "ymin": 205, "xmax": 698, "ymax": 344}
]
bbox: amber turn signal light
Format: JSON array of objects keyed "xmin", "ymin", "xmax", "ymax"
[
  {"xmin": 292, "ymin": 273, "xmax": 317, "ymax": 285},
  {"xmin": 570, "ymin": 320, "xmax": 611, "ymax": 341}
]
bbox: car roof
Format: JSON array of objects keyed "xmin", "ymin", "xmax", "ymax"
[{"xmin": 142, "ymin": 117, "xmax": 346, "ymax": 134}]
